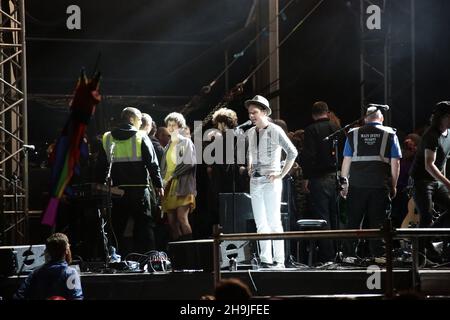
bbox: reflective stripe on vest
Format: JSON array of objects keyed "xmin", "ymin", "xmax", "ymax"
[
  {"xmin": 351, "ymin": 128, "xmax": 390, "ymax": 164},
  {"xmin": 102, "ymin": 131, "xmax": 143, "ymax": 163}
]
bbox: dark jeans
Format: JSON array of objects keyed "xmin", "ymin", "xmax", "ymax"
[
  {"xmin": 413, "ymin": 180, "xmax": 450, "ymax": 259},
  {"xmin": 413, "ymin": 180, "xmax": 450, "ymax": 228},
  {"xmin": 309, "ymin": 174, "xmax": 337, "ymax": 262},
  {"xmin": 111, "ymin": 187, "xmax": 155, "ymax": 255},
  {"xmin": 346, "ymin": 186, "xmax": 390, "ymax": 257}
]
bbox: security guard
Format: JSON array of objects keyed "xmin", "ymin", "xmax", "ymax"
[
  {"xmin": 98, "ymin": 107, "xmax": 163, "ymax": 255},
  {"xmin": 340, "ymin": 106, "xmax": 401, "ymax": 257}
]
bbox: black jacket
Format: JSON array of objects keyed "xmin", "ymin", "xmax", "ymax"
[
  {"xmin": 302, "ymin": 118, "xmax": 340, "ymax": 179},
  {"xmin": 96, "ymin": 124, "xmax": 163, "ymax": 188},
  {"xmin": 150, "ymin": 135, "xmax": 164, "ymax": 165}
]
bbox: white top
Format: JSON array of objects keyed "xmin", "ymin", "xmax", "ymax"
[{"xmin": 246, "ymin": 122, "xmax": 298, "ymax": 175}]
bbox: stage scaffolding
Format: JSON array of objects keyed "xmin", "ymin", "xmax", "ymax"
[
  {"xmin": 0, "ymin": 0, "xmax": 29, "ymax": 245},
  {"xmin": 360, "ymin": 0, "xmax": 416, "ymax": 131}
]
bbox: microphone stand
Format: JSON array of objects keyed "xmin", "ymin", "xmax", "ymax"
[
  {"xmin": 230, "ymin": 127, "xmax": 246, "ymax": 234},
  {"xmin": 100, "ymin": 144, "xmax": 115, "ymax": 272},
  {"xmin": 331, "ymin": 133, "xmax": 344, "ymax": 263},
  {"xmin": 231, "ymin": 130, "xmax": 238, "ymax": 234}
]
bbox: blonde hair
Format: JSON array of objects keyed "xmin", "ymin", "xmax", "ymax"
[
  {"xmin": 140, "ymin": 113, "xmax": 152, "ymax": 130},
  {"xmin": 164, "ymin": 112, "xmax": 186, "ymax": 128},
  {"xmin": 121, "ymin": 107, "xmax": 142, "ymax": 124}
]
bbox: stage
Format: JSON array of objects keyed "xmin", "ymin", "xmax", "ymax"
[{"xmin": 2, "ymin": 266, "xmax": 450, "ymax": 300}]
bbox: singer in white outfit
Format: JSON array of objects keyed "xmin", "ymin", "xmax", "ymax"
[{"xmin": 245, "ymin": 96, "xmax": 298, "ymax": 268}]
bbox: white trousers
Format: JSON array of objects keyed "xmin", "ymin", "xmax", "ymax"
[{"xmin": 250, "ymin": 176, "xmax": 284, "ymax": 264}]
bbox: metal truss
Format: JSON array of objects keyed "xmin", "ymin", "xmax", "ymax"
[
  {"xmin": 386, "ymin": 0, "xmax": 416, "ymax": 132},
  {"xmin": 360, "ymin": 0, "xmax": 415, "ymax": 131},
  {"xmin": 360, "ymin": 0, "xmax": 389, "ymax": 118},
  {"xmin": 0, "ymin": 0, "xmax": 29, "ymax": 245}
]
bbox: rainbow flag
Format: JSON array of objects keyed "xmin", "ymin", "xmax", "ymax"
[{"xmin": 42, "ymin": 70, "xmax": 101, "ymax": 226}]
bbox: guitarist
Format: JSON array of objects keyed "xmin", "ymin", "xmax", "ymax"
[
  {"xmin": 410, "ymin": 101, "xmax": 450, "ymax": 262},
  {"xmin": 390, "ymin": 133, "xmax": 421, "ymax": 230}
]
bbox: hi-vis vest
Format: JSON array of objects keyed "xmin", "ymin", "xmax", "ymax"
[
  {"xmin": 102, "ymin": 131, "xmax": 144, "ymax": 163},
  {"xmin": 348, "ymin": 124, "xmax": 395, "ymax": 188}
]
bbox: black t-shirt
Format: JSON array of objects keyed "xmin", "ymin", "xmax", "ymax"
[
  {"xmin": 410, "ymin": 127, "xmax": 450, "ymax": 181},
  {"xmin": 302, "ymin": 118, "xmax": 340, "ymax": 179}
]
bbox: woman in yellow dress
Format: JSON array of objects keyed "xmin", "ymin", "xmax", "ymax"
[{"xmin": 160, "ymin": 112, "xmax": 196, "ymax": 241}]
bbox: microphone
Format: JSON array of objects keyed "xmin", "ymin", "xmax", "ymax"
[
  {"xmin": 368, "ymin": 103, "xmax": 390, "ymax": 111},
  {"xmin": 23, "ymin": 144, "xmax": 35, "ymax": 151},
  {"xmin": 235, "ymin": 120, "xmax": 252, "ymax": 130},
  {"xmin": 201, "ymin": 85, "xmax": 211, "ymax": 94},
  {"xmin": 110, "ymin": 142, "xmax": 115, "ymax": 154}
]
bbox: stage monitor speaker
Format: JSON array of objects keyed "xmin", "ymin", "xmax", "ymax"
[
  {"xmin": 219, "ymin": 240, "xmax": 251, "ymax": 269},
  {"xmin": 0, "ymin": 244, "xmax": 46, "ymax": 276},
  {"xmin": 168, "ymin": 239, "xmax": 252, "ymax": 271},
  {"xmin": 168, "ymin": 239, "xmax": 214, "ymax": 272}
]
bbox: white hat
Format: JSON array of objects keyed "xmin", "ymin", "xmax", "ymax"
[{"xmin": 244, "ymin": 95, "xmax": 272, "ymax": 116}]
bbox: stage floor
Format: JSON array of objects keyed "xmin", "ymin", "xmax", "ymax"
[{"xmin": 2, "ymin": 266, "xmax": 450, "ymax": 300}]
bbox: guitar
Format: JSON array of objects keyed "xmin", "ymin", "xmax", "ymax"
[{"xmin": 401, "ymin": 198, "xmax": 420, "ymax": 228}]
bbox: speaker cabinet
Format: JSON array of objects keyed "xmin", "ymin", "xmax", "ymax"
[
  {"xmin": 168, "ymin": 240, "xmax": 214, "ymax": 272},
  {"xmin": 219, "ymin": 240, "xmax": 252, "ymax": 268},
  {"xmin": 219, "ymin": 193, "xmax": 253, "ymax": 233},
  {"xmin": 0, "ymin": 244, "xmax": 46, "ymax": 276},
  {"xmin": 168, "ymin": 239, "xmax": 253, "ymax": 271}
]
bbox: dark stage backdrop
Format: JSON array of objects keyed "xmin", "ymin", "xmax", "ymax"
[
  {"xmin": 25, "ymin": 0, "xmax": 450, "ymax": 145},
  {"xmin": 25, "ymin": 0, "xmax": 255, "ymax": 144},
  {"xmin": 279, "ymin": 0, "xmax": 450, "ymax": 138}
]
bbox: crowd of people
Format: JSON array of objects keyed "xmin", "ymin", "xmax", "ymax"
[
  {"xmin": 11, "ymin": 95, "xmax": 450, "ymax": 300},
  {"xmin": 45, "ymin": 96, "xmax": 450, "ymax": 270}
]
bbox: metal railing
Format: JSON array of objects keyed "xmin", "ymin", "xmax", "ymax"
[{"xmin": 212, "ymin": 220, "xmax": 450, "ymax": 298}]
